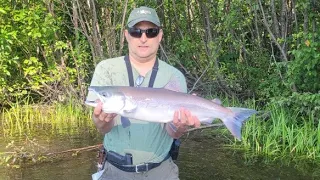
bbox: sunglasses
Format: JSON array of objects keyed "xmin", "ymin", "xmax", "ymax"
[{"xmin": 128, "ymin": 27, "xmax": 160, "ymax": 38}]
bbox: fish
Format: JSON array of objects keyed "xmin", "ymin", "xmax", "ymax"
[{"xmin": 85, "ymin": 86, "xmax": 257, "ymax": 140}]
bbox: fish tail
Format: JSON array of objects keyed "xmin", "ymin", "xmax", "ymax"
[{"xmin": 222, "ymin": 107, "xmax": 257, "ymax": 141}]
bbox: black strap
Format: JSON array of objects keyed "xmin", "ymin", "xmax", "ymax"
[
  {"xmin": 107, "ymin": 153, "xmax": 170, "ymax": 173},
  {"xmin": 124, "ymin": 56, "xmax": 134, "ymax": 87},
  {"xmin": 124, "ymin": 55, "xmax": 159, "ymax": 88},
  {"xmin": 148, "ymin": 59, "xmax": 158, "ymax": 88}
]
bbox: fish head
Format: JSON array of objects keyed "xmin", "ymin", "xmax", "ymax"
[
  {"xmin": 88, "ymin": 87, "xmax": 126, "ymax": 113},
  {"xmin": 100, "ymin": 93, "xmax": 125, "ymax": 113}
]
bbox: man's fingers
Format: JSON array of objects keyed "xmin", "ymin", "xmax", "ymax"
[
  {"xmin": 98, "ymin": 112, "xmax": 107, "ymax": 121},
  {"xmin": 193, "ymin": 116, "xmax": 201, "ymax": 128},
  {"xmin": 173, "ymin": 110, "xmax": 179, "ymax": 125},
  {"xmin": 179, "ymin": 108, "xmax": 186, "ymax": 125},
  {"xmin": 101, "ymin": 113, "xmax": 117, "ymax": 122},
  {"xmin": 93, "ymin": 101, "xmax": 103, "ymax": 117},
  {"xmin": 104, "ymin": 114, "xmax": 112, "ymax": 122},
  {"xmin": 184, "ymin": 110, "xmax": 194, "ymax": 126}
]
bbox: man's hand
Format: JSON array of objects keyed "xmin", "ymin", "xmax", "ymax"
[
  {"xmin": 166, "ymin": 108, "xmax": 201, "ymax": 139},
  {"xmin": 93, "ymin": 101, "xmax": 117, "ymax": 122},
  {"xmin": 92, "ymin": 100, "xmax": 117, "ymax": 134},
  {"xmin": 173, "ymin": 108, "xmax": 201, "ymax": 132}
]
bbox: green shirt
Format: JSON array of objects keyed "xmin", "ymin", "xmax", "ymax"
[{"xmin": 86, "ymin": 56, "xmax": 187, "ymax": 165}]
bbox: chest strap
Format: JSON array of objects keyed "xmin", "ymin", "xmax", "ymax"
[{"xmin": 124, "ymin": 55, "xmax": 159, "ymax": 88}]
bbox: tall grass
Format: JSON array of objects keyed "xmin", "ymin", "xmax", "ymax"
[
  {"xmin": 0, "ymin": 99, "xmax": 99, "ymax": 167},
  {"xmin": 205, "ymin": 94, "xmax": 320, "ymax": 163},
  {"xmin": 0, "ymin": 99, "xmax": 95, "ymax": 138},
  {"xmin": 240, "ymin": 104, "xmax": 320, "ymax": 162}
]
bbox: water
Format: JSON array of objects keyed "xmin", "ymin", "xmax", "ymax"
[
  {"xmin": 177, "ymin": 134, "xmax": 318, "ymax": 180},
  {"xmin": 1, "ymin": 130, "xmax": 319, "ymax": 180}
]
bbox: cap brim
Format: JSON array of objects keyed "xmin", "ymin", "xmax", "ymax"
[{"xmin": 127, "ymin": 17, "xmax": 160, "ymax": 28}]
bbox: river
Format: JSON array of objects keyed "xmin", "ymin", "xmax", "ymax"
[{"xmin": 0, "ymin": 129, "xmax": 319, "ymax": 180}]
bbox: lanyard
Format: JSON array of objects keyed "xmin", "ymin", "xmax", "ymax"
[{"xmin": 124, "ymin": 55, "xmax": 159, "ymax": 88}]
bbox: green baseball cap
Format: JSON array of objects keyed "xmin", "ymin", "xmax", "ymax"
[{"xmin": 127, "ymin": 6, "xmax": 160, "ymax": 28}]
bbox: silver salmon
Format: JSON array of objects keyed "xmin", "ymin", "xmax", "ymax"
[{"xmin": 85, "ymin": 86, "xmax": 257, "ymax": 140}]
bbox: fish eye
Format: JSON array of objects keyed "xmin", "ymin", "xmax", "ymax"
[{"xmin": 101, "ymin": 92, "xmax": 110, "ymax": 97}]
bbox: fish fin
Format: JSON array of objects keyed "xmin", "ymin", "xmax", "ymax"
[
  {"xmin": 121, "ymin": 116, "xmax": 131, "ymax": 128},
  {"xmin": 222, "ymin": 108, "xmax": 257, "ymax": 141},
  {"xmin": 211, "ymin": 98, "xmax": 222, "ymax": 105},
  {"xmin": 200, "ymin": 118, "xmax": 214, "ymax": 125},
  {"xmin": 163, "ymin": 76, "xmax": 185, "ymax": 92}
]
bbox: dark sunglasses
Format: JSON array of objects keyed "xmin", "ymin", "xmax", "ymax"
[{"xmin": 128, "ymin": 27, "xmax": 160, "ymax": 38}]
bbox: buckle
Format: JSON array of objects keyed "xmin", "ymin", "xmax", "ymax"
[{"xmin": 135, "ymin": 163, "xmax": 149, "ymax": 173}]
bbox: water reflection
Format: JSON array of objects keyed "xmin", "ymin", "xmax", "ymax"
[
  {"xmin": 177, "ymin": 133, "xmax": 316, "ymax": 180},
  {"xmin": 1, "ymin": 130, "xmax": 319, "ymax": 180},
  {"xmin": 2, "ymin": 151, "xmax": 97, "ymax": 180}
]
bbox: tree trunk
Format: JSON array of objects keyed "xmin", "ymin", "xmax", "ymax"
[
  {"xmin": 271, "ymin": 0, "xmax": 281, "ymax": 39},
  {"xmin": 89, "ymin": 0, "xmax": 103, "ymax": 60},
  {"xmin": 118, "ymin": 0, "xmax": 128, "ymax": 56},
  {"xmin": 259, "ymin": 0, "xmax": 288, "ymax": 62}
]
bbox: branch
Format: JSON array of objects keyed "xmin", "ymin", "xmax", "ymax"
[
  {"xmin": 186, "ymin": 123, "xmax": 224, "ymax": 133},
  {"xmin": 258, "ymin": 0, "xmax": 288, "ymax": 62},
  {"xmin": 46, "ymin": 144, "xmax": 102, "ymax": 156},
  {"xmin": 188, "ymin": 62, "xmax": 210, "ymax": 94},
  {"xmin": 119, "ymin": 0, "xmax": 128, "ymax": 56}
]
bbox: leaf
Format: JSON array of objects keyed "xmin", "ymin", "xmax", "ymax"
[
  {"xmin": 5, "ymin": 156, "xmax": 12, "ymax": 163},
  {"xmin": 0, "ymin": 8, "xmax": 7, "ymax": 14},
  {"xmin": 305, "ymin": 40, "xmax": 310, "ymax": 47}
]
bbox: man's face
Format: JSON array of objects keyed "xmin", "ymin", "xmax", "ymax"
[{"xmin": 125, "ymin": 21, "xmax": 163, "ymax": 62}]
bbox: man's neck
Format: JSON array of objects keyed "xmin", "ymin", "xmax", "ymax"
[{"xmin": 129, "ymin": 55, "xmax": 156, "ymax": 76}]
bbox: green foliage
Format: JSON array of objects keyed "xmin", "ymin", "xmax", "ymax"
[
  {"xmin": 262, "ymin": 32, "xmax": 320, "ymax": 118},
  {"xmin": 271, "ymin": 92, "xmax": 320, "ymax": 121},
  {"xmin": 0, "ymin": 1, "xmax": 91, "ymax": 105},
  {"xmin": 0, "ymin": 0, "xmax": 318, "ymax": 107},
  {"xmin": 288, "ymin": 32, "xmax": 320, "ymax": 93}
]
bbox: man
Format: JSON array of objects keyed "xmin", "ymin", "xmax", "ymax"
[{"xmin": 87, "ymin": 6, "xmax": 200, "ymax": 180}]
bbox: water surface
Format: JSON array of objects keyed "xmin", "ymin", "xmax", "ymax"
[{"xmin": 1, "ymin": 130, "xmax": 319, "ymax": 180}]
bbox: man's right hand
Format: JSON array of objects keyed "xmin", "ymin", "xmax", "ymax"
[{"xmin": 92, "ymin": 100, "xmax": 117, "ymax": 134}]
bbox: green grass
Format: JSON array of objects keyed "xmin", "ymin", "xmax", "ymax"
[
  {"xmin": 240, "ymin": 104, "xmax": 320, "ymax": 163},
  {"xmin": 0, "ymin": 99, "xmax": 98, "ymax": 167},
  {"xmin": 203, "ymin": 94, "xmax": 320, "ymax": 163},
  {"xmin": 1, "ymin": 99, "xmax": 95, "ymax": 137}
]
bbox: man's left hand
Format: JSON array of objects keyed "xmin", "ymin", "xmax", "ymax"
[{"xmin": 171, "ymin": 108, "xmax": 201, "ymax": 134}]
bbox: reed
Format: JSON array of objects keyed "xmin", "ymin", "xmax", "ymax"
[
  {"xmin": 0, "ymin": 99, "xmax": 95, "ymax": 138},
  {"xmin": 0, "ymin": 98, "xmax": 101, "ymax": 167},
  {"xmin": 205, "ymin": 94, "xmax": 320, "ymax": 162},
  {"xmin": 240, "ymin": 103, "xmax": 320, "ymax": 162}
]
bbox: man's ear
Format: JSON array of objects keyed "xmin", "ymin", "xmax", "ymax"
[
  {"xmin": 158, "ymin": 29, "xmax": 163, "ymax": 42},
  {"xmin": 124, "ymin": 29, "xmax": 129, "ymax": 41}
]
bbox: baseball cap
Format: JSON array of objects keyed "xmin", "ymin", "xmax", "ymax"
[{"xmin": 127, "ymin": 6, "xmax": 160, "ymax": 28}]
